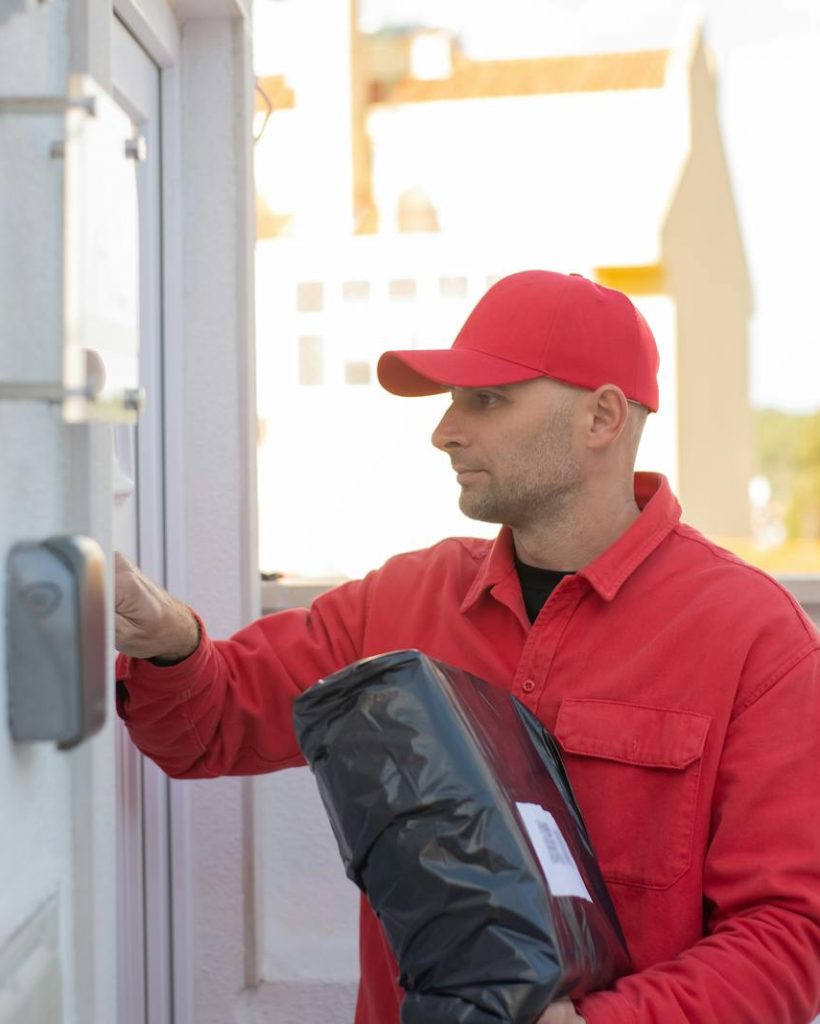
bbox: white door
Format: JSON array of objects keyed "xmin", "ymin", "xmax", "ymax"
[{"xmin": 111, "ymin": 19, "xmax": 173, "ymax": 1024}]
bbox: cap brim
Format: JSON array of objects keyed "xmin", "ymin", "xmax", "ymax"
[{"xmin": 377, "ymin": 348, "xmax": 543, "ymax": 397}]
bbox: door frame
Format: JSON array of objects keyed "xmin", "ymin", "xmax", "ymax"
[{"xmin": 111, "ymin": 4, "xmax": 194, "ymax": 1022}]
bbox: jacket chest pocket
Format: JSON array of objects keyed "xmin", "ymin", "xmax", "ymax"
[{"xmin": 554, "ymin": 699, "xmax": 711, "ymax": 890}]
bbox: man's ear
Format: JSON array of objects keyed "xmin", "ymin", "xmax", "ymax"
[{"xmin": 587, "ymin": 385, "xmax": 629, "ymax": 450}]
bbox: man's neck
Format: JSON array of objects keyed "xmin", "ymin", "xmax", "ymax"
[{"xmin": 512, "ymin": 489, "xmax": 641, "ymax": 572}]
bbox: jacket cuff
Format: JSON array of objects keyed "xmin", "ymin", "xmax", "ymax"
[{"xmin": 115, "ymin": 611, "xmax": 210, "ymax": 701}]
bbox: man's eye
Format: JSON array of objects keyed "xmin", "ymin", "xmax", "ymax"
[{"xmin": 476, "ymin": 392, "xmax": 498, "ymax": 407}]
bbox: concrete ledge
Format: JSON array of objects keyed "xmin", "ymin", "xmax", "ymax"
[
  {"xmin": 777, "ymin": 575, "xmax": 820, "ymax": 627},
  {"xmin": 263, "ymin": 574, "xmax": 820, "ymax": 624},
  {"xmin": 261, "ymin": 577, "xmax": 346, "ymax": 613}
]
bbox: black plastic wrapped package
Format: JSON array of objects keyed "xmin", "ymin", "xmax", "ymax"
[{"xmin": 293, "ymin": 650, "xmax": 631, "ymax": 1023}]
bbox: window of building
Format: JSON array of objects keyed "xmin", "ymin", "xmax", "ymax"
[
  {"xmin": 298, "ymin": 335, "xmax": 324, "ymax": 385},
  {"xmin": 297, "ymin": 281, "xmax": 323, "ymax": 312}
]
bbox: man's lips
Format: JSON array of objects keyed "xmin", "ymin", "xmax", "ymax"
[{"xmin": 452, "ymin": 466, "xmax": 485, "ymax": 483}]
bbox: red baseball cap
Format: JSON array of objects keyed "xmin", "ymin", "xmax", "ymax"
[{"xmin": 377, "ymin": 270, "xmax": 659, "ymax": 411}]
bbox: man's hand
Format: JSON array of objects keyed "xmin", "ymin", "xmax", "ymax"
[
  {"xmin": 537, "ymin": 1000, "xmax": 585, "ymax": 1024},
  {"xmin": 114, "ymin": 552, "xmax": 199, "ymax": 662}
]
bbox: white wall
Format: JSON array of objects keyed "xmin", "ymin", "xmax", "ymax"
[{"xmin": 168, "ymin": 8, "xmax": 261, "ymax": 1024}]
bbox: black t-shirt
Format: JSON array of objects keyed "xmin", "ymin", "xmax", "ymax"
[{"xmin": 514, "ymin": 556, "xmax": 573, "ymax": 624}]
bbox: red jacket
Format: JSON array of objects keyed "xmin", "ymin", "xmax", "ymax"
[{"xmin": 117, "ymin": 474, "xmax": 820, "ymax": 1023}]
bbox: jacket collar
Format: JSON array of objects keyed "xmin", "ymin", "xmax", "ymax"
[
  {"xmin": 460, "ymin": 472, "xmax": 681, "ymax": 613},
  {"xmin": 579, "ymin": 473, "xmax": 681, "ymax": 600}
]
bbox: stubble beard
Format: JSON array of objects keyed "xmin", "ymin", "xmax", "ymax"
[
  {"xmin": 458, "ymin": 416, "xmax": 582, "ymax": 531},
  {"xmin": 458, "ymin": 461, "xmax": 581, "ymax": 529}
]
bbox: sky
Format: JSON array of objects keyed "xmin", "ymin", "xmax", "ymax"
[{"xmin": 256, "ymin": 0, "xmax": 820, "ymax": 413}]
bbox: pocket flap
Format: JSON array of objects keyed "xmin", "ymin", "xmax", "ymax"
[{"xmin": 555, "ymin": 699, "xmax": 710, "ymax": 770}]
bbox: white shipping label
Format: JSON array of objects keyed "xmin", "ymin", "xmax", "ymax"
[{"xmin": 516, "ymin": 802, "xmax": 592, "ymax": 902}]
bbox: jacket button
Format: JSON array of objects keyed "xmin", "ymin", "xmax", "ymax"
[{"xmin": 522, "ymin": 679, "xmax": 535, "ymax": 693}]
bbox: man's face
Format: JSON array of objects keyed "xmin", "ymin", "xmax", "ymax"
[{"xmin": 431, "ymin": 377, "xmax": 584, "ymax": 530}]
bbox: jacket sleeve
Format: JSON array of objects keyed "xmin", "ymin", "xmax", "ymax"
[
  {"xmin": 115, "ymin": 575, "xmax": 372, "ymax": 779},
  {"xmin": 576, "ymin": 649, "xmax": 820, "ymax": 1024}
]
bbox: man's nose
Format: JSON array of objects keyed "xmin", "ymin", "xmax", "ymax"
[{"xmin": 431, "ymin": 404, "xmax": 465, "ymax": 451}]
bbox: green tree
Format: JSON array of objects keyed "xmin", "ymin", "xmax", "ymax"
[{"xmin": 754, "ymin": 410, "xmax": 820, "ymax": 540}]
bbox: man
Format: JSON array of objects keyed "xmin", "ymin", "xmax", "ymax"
[{"xmin": 116, "ymin": 270, "xmax": 820, "ymax": 1023}]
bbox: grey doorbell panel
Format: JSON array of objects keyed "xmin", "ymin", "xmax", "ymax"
[{"xmin": 6, "ymin": 535, "xmax": 107, "ymax": 749}]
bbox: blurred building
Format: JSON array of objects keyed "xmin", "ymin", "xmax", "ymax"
[{"xmin": 255, "ymin": 14, "xmax": 752, "ymax": 582}]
